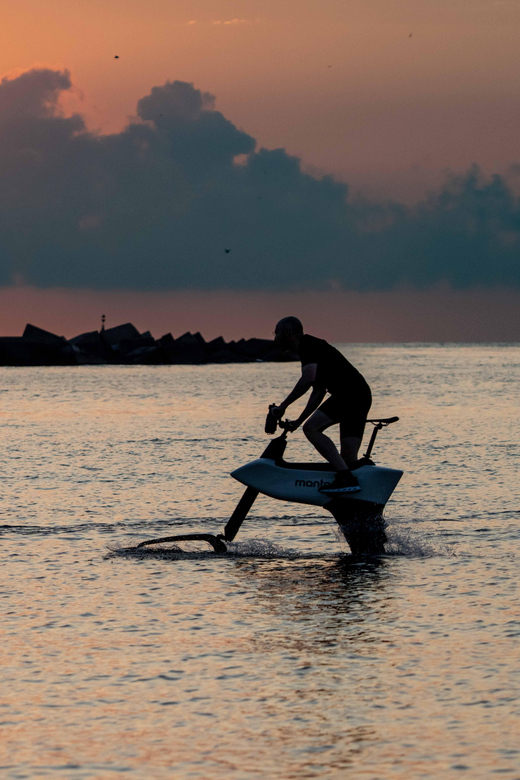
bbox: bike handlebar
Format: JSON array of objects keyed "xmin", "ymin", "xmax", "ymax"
[{"xmin": 266, "ymin": 405, "xmax": 399, "ymax": 436}]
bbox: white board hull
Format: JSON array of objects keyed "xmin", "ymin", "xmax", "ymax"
[{"xmin": 231, "ymin": 459, "xmax": 403, "ymax": 508}]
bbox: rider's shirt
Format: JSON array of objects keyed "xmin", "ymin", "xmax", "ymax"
[{"xmin": 298, "ymin": 334, "xmax": 370, "ymax": 398}]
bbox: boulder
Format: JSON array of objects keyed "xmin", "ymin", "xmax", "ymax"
[
  {"xmin": 158, "ymin": 333, "xmax": 175, "ymax": 348},
  {"xmin": 124, "ymin": 345, "xmax": 165, "ymax": 364},
  {"xmin": 242, "ymin": 338, "xmax": 275, "ymax": 359},
  {"xmin": 70, "ymin": 330, "xmax": 112, "ymax": 364},
  {"xmin": 207, "ymin": 336, "xmax": 226, "ymax": 354},
  {"xmin": 154, "ymin": 332, "xmax": 209, "ymax": 364},
  {"xmin": 169, "ymin": 332, "xmax": 210, "ymax": 364},
  {"xmin": 70, "ymin": 344, "xmax": 107, "ymax": 365},
  {"xmin": 262, "ymin": 348, "xmax": 299, "ymax": 362},
  {"xmin": 117, "ymin": 334, "xmax": 156, "ymax": 359},
  {"xmin": 169, "ymin": 343, "xmax": 209, "ymax": 364},
  {"xmin": 229, "ymin": 339, "xmax": 254, "ymax": 361},
  {"xmin": 102, "ymin": 323, "xmax": 140, "ymax": 348},
  {"xmin": 192, "ymin": 331, "xmax": 207, "ymax": 347},
  {"xmin": 23, "ymin": 323, "xmax": 67, "ymax": 346},
  {"xmin": 157, "ymin": 334, "xmax": 175, "ymax": 357},
  {"xmin": 0, "ymin": 337, "xmax": 38, "ymax": 365},
  {"xmin": 210, "ymin": 348, "xmax": 250, "ymax": 364},
  {"xmin": 176, "ymin": 331, "xmax": 203, "ymax": 346},
  {"xmin": 0, "ymin": 336, "xmax": 74, "ymax": 366}
]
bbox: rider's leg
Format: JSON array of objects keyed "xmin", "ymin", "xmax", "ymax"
[
  {"xmin": 302, "ymin": 410, "xmax": 346, "ymax": 471},
  {"xmin": 338, "ymin": 392, "xmax": 371, "ymax": 466},
  {"xmin": 340, "ymin": 436, "xmax": 362, "ymax": 467}
]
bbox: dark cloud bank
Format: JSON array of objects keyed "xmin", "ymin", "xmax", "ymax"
[{"xmin": 1, "ymin": 67, "xmax": 520, "ymax": 291}]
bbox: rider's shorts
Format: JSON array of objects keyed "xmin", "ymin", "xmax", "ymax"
[{"xmin": 319, "ymin": 387, "xmax": 372, "ymax": 439}]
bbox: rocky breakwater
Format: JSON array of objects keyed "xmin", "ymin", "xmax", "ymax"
[{"xmin": 0, "ymin": 323, "xmax": 296, "ymax": 366}]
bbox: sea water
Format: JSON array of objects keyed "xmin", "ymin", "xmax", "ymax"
[{"xmin": 0, "ymin": 344, "xmax": 519, "ymax": 779}]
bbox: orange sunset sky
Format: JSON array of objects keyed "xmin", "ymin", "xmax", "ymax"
[{"xmin": 1, "ymin": 0, "xmax": 520, "ymax": 340}]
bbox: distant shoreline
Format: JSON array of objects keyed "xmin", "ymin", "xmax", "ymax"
[{"xmin": 0, "ymin": 322, "xmax": 297, "ymax": 367}]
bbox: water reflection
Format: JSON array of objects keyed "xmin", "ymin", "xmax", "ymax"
[
  {"xmin": 234, "ymin": 556, "xmax": 388, "ymax": 610},
  {"xmin": 232, "ymin": 557, "xmax": 392, "ymax": 656}
]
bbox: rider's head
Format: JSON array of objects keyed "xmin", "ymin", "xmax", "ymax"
[{"xmin": 274, "ymin": 316, "xmax": 303, "ymax": 350}]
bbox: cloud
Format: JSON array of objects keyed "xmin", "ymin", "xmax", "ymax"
[
  {"xmin": 0, "ymin": 67, "xmax": 519, "ymax": 292},
  {"xmin": 0, "ymin": 67, "xmax": 72, "ymax": 121}
]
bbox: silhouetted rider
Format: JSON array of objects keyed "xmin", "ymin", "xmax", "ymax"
[{"xmin": 271, "ymin": 316, "xmax": 371, "ymax": 493}]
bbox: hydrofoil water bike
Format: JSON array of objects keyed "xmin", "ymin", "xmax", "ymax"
[{"xmin": 133, "ymin": 414, "xmax": 402, "ymax": 556}]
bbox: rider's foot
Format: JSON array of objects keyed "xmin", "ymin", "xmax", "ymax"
[{"xmin": 319, "ymin": 470, "xmax": 361, "ymax": 493}]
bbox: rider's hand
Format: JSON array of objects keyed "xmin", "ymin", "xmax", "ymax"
[
  {"xmin": 284, "ymin": 419, "xmax": 300, "ymax": 432},
  {"xmin": 270, "ymin": 405, "xmax": 285, "ymax": 419}
]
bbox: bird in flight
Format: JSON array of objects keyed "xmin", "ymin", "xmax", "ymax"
[{"xmin": 224, "ymin": 249, "xmax": 231, "ymax": 253}]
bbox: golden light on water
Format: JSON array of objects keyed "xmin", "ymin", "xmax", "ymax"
[{"xmin": 1, "ymin": 347, "xmax": 519, "ymax": 777}]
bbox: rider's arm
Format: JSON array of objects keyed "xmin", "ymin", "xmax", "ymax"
[
  {"xmin": 275, "ymin": 363, "xmax": 317, "ymax": 414},
  {"xmin": 292, "ymin": 384, "xmax": 326, "ymax": 427}
]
